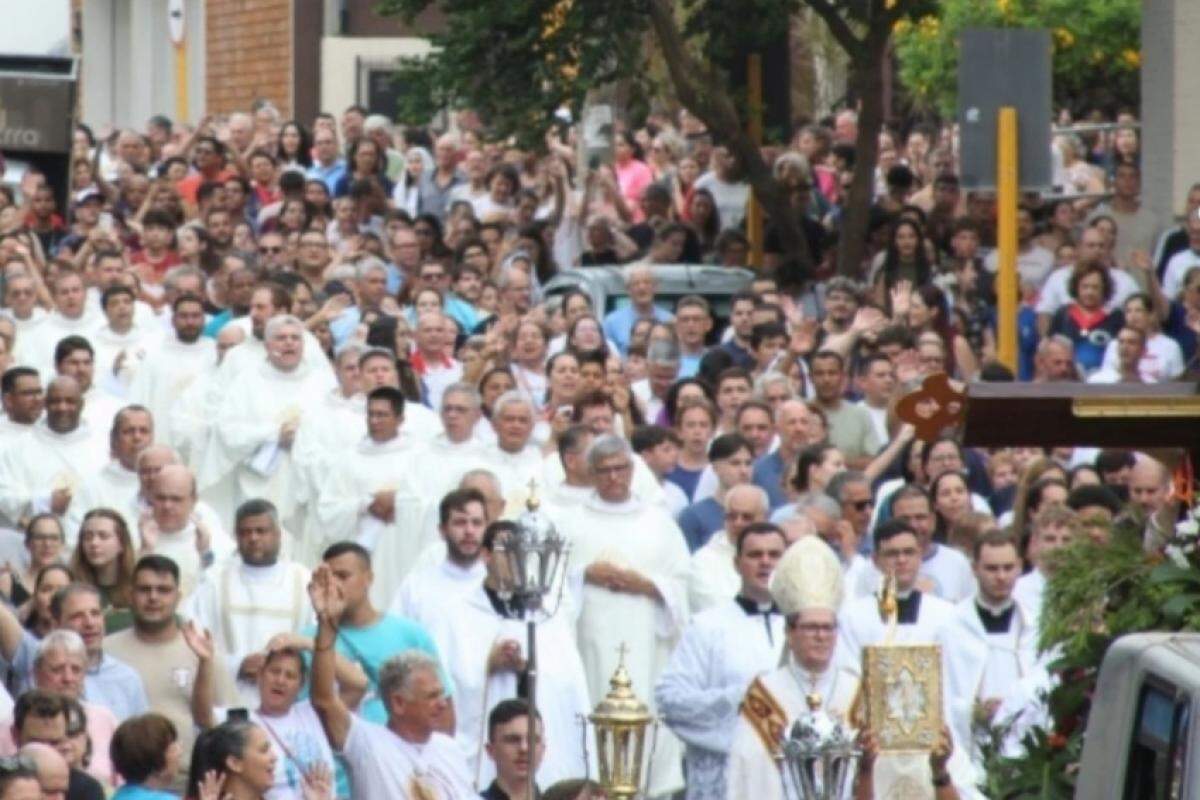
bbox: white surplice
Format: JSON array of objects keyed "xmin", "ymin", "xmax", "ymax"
[
  {"xmin": 1013, "ymin": 569, "xmax": 1047, "ymax": 624},
  {"xmin": 566, "ymin": 492, "xmax": 690, "ymax": 797},
  {"xmin": 128, "ymin": 335, "xmax": 216, "ymax": 428},
  {"xmin": 63, "ymin": 460, "xmax": 140, "ymax": 546},
  {"xmin": 89, "ymin": 323, "xmax": 162, "ymax": 395},
  {"xmin": 726, "ymin": 660, "xmax": 860, "ymax": 800},
  {"xmin": 837, "ymin": 590, "xmax": 956, "ymax": 665},
  {"xmin": 200, "ymin": 360, "xmax": 331, "ymax": 544},
  {"xmin": 655, "ymin": 598, "xmax": 786, "ymax": 800},
  {"xmin": 479, "ymin": 443, "xmax": 545, "ymax": 499},
  {"xmin": 0, "ymin": 421, "xmax": 108, "ymax": 527},
  {"xmin": 424, "ymin": 584, "xmax": 592, "ymax": 790},
  {"xmin": 80, "ymin": 385, "xmax": 126, "ymax": 438},
  {"xmin": 168, "ymin": 359, "xmax": 226, "ymax": 472},
  {"xmin": 686, "ymin": 532, "xmax": 739, "ymax": 616},
  {"xmin": 939, "ymin": 597, "xmax": 1051, "ymax": 763},
  {"xmin": 314, "ymin": 435, "xmax": 425, "ymax": 597},
  {"xmin": 14, "ymin": 309, "xmax": 103, "ymax": 377},
  {"xmin": 390, "ymin": 558, "xmax": 486, "ymax": 631},
  {"xmin": 183, "ymin": 557, "xmax": 314, "ymax": 706}
]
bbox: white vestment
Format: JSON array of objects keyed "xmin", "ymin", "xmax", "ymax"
[
  {"xmin": 200, "ymin": 361, "xmax": 331, "ymax": 542},
  {"xmin": 425, "ymin": 585, "xmax": 592, "ymax": 789},
  {"xmin": 390, "ymin": 558, "xmax": 486, "ymax": 631},
  {"xmin": 63, "ymin": 461, "xmax": 140, "ymax": 547},
  {"xmin": 217, "ymin": 325, "xmax": 334, "ymax": 386},
  {"xmin": 89, "ymin": 323, "xmax": 162, "ymax": 395},
  {"xmin": 480, "ymin": 443, "xmax": 545, "ymax": 500},
  {"xmin": 837, "ymin": 591, "xmax": 956, "ymax": 666},
  {"xmin": 128, "ymin": 335, "xmax": 216, "ymax": 429},
  {"xmin": 686, "ymin": 532, "xmax": 739, "ymax": 616},
  {"xmin": 14, "ymin": 309, "xmax": 103, "ymax": 377},
  {"xmin": 315, "ymin": 436, "xmax": 425, "ymax": 596},
  {"xmin": 1013, "ymin": 569, "xmax": 1047, "ymax": 624},
  {"xmin": 80, "ymin": 385, "xmax": 126, "ymax": 438},
  {"xmin": 183, "ymin": 558, "xmax": 314, "ymax": 706},
  {"xmin": 540, "ymin": 451, "xmax": 666, "ymax": 507},
  {"xmin": 407, "ymin": 435, "xmax": 488, "ymax": 502},
  {"xmin": 939, "ymin": 597, "xmax": 1051, "ymax": 763},
  {"xmin": 849, "ymin": 544, "xmax": 977, "ymax": 603},
  {"xmin": 168, "ymin": 360, "xmax": 227, "ymax": 471},
  {"xmin": 0, "ymin": 421, "xmax": 108, "ymax": 526},
  {"xmin": 655, "ymin": 599, "xmax": 786, "ymax": 800},
  {"xmin": 726, "ymin": 661, "xmax": 860, "ymax": 800},
  {"xmin": 567, "ymin": 493, "xmax": 690, "ymax": 796}
]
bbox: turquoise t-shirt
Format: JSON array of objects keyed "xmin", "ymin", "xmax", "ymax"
[{"xmin": 300, "ymin": 613, "xmax": 454, "ymax": 723}]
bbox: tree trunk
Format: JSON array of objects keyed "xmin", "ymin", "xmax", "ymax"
[
  {"xmin": 836, "ymin": 31, "xmax": 888, "ymax": 279},
  {"xmin": 644, "ymin": 0, "xmax": 813, "ymax": 280}
]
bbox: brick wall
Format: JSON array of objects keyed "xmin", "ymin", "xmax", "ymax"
[{"xmin": 205, "ymin": 0, "xmax": 293, "ymax": 117}]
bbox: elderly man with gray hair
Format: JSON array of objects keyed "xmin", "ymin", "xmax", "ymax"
[
  {"xmin": 204, "ymin": 312, "xmax": 331, "ymax": 536},
  {"xmin": 632, "ymin": 337, "xmax": 681, "ymax": 422},
  {"xmin": 480, "ymin": 390, "xmax": 544, "ymax": 498},
  {"xmin": 602, "ymin": 264, "xmax": 674, "ymax": 355},
  {"xmin": 560, "ymin": 433, "xmax": 690, "ymax": 796}
]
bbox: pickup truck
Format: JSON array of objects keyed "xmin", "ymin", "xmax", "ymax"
[{"xmin": 1075, "ymin": 633, "xmax": 1196, "ymax": 799}]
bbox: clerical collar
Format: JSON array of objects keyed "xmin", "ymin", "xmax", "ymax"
[
  {"xmin": 734, "ymin": 595, "xmax": 780, "ymax": 616},
  {"xmin": 483, "ymin": 585, "xmax": 526, "ymax": 619},
  {"xmin": 976, "ymin": 599, "xmax": 1015, "ymax": 634},
  {"xmin": 895, "ymin": 591, "xmax": 922, "ymax": 625}
]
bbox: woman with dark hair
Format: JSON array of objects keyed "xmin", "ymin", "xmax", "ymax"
[
  {"xmin": 187, "ymin": 719, "xmax": 277, "ymax": 800},
  {"xmin": 478, "ymin": 367, "xmax": 517, "ymax": 421},
  {"xmin": 276, "ymin": 121, "xmax": 313, "ymax": 170},
  {"xmin": 363, "ymin": 317, "xmax": 424, "ymax": 404},
  {"xmin": 613, "ymin": 130, "xmax": 655, "ymax": 221},
  {"xmin": 1048, "ymin": 262, "xmax": 1124, "ymax": 375},
  {"xmin": 271, "ymin": 199, "xmax": 312, "ymax": 237},
  {"xmin": 110, "ymin": 713, "xmax": 182, "ymax": 799},
  {"xmin": 22, "ymin": 563, "xmax": 72, "ymax": 638},
  {"xmin": 687, "ymin": 187, "xmax": 722, "ymax": 261},
  {"xmin": 790, "ymin": 443, "xmax": 846, "ymax": 497},
  {"xmin": 898, "ymin": 282, "xmax": 978, "ymax": 379},
  {"xmin": 931, "ymin": 470, "xmax": 976, "ymax": 543},
  {"xmin": 473, "ymin": 164, "xmax": 520, "ymax": 221},
  {"xmin": 658, "ymin": 376, "xmax": 717, "ymax": 428},
  {"xmin": 177, "ymin": 224, "xmax": 222, "ymax": 275},
  {"xmin": 332, "ymin": 137, "xmax": 393, "ymax": 199},
  {"xmin": 3, "ymin": 514, "xmax": 65, "ymax": 607},
  {"xmin": 872, "ymin": 218, "xmax": 933, "ymax": 304},
  {"xmin": 413, "ymin": 213, "xmax": 450, "ymax": 262},
  {"xmin": 70, "ymin": 508, "xmax": 137, "ymax": 617}
]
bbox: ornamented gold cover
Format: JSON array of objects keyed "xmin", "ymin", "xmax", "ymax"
[{"xmin": 862, "ymin": 644, "xmax": 943, "ymax": 752}]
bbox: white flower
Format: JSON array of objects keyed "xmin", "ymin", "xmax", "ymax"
[
  {"xmin": 1166, "ymin": 545, "xmax": 1191, "ymax": 569},
  {"xmin": 1177, "ymin": 519, "xmax": 1200, "ymax": 541}
]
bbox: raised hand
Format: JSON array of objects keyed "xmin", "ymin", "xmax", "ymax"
[
  {"xmin": 308, "ymin": 564, "xmax": 347, "ymax": 623},
  {"xmin": 301, "ymin": 761, "xmax": 334, "ymax": 800},
  {"xmin": 181, "ymin": 620, "xmax": 215, "ymax": 662},
  {"xmin": 139, "ymin": 513, "xmax": 160, "ymax": 553},
  {"xmin": 890, "ymin": 279, "xmax": 914, "ymax": 319},
  {"xmin": 197, "ymin": 769, "xmax": 230, "ymax": 800}
]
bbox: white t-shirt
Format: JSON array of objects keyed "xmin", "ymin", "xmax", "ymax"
[
  {"xmin": 694, "ymin": 172, "xmax": 750, "ymax": 231},
  {"xmin": 1035, "ymin": 265, "xmax": 1139, "ymax": 316},
  {"xmin": 340, "ymin": 715, "xmax": 475, "ymax": 799},
  {"xmin": 219, "ymin": 703, "xmax": 335, "ymax": 800},
  {"xmin": 984, "ymin": 244, "xmax": 1056, "ymax": 289},
  {"xmin": 1099, "ymin": 332, "xmax": 1185, "ymax": 382},
  {"xmin": 1163, "ymin": 248, "xmax": 1200, "ymax": 300}
]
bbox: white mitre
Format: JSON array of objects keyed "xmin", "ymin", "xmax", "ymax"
[{"xmin": 770, "ymin": 534, "xmax": 844, "ymax": 616}]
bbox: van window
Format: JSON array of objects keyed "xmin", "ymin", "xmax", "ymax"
[{"xmin": 1124, "ymin": 681, "xmax": 1191, "ymax": 800}]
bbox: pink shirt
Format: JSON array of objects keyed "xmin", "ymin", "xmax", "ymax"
[
  {"xmin": 615, "ymin": 158, "xmax": 655, "ymax": 222},
  {"xmin": 0, "ymin": 700, "xmax": 119, "ymax": 787}
]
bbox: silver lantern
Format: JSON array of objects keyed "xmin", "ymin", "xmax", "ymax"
[{"xmin": 778, "ymin": 696, "xmax": 861, "ymax": 800}]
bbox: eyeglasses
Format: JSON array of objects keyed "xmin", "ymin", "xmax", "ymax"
[
  {"xmin": 259, "ymin": 246, "xmax": 284, "ymax": 254},
  {"xmin": 593, "ymin": 463, "xmax": 632, "ymax": 476},
  {"xmin": 794, "ymin": 622, "xmax": 836, "ymax": 635},
  {"xmin": 846, "ymin": 499, "xmax": 874, "ymax": 512}
]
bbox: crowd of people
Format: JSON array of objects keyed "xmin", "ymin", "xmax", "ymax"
[{"xmin": 0, "ymin": 94, "xmax": 1185, "ymax": 800}]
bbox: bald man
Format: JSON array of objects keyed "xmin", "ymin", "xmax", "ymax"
[
  {"xmin": 142, "ymin": 464, "xmax": 233, "ymax": 595},
  {"xmin": 1131, "ymin": 455, "xmax": 1174, "ymax": 552},
  {"xmin": 687, "ymin": 484, "xmax": 770, "ymax": 614},
  {"xmin": 752, "ymin": 400, "xmax": 815, "ymax": 510},
  {"xmin": 0, "ymin": 377, "xmax": 108, "ymax": 527}
]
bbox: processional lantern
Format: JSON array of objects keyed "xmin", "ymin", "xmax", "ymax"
[
  {"xmin": 586, "ymin": 645, "xmax": 657, "ymax": 800},
  {"xmin": 778, "ymin": 695, "xmax": 862, "ymax": 800}
]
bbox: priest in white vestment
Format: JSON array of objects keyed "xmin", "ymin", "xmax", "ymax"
[
  {"xmin": 140, "ymin": 464, "xmax": 234, "ymax": 597},
  {"xmin": 0, "ymin": 377, "xmax": 108, "ymax": 527},
  {"xmin": 408, "ymin": 383, "xmax": 490, "ymax": 503},
  {"xmin": 14, "ymin": 271, "xmax": 102, "ymax": 377},
  {"xmin": 64, "ymin": 406, "xmax": 153, "ymax": 545},
  {"xmin": 687, "ymin": 485, "xmax": 768, "ymax": 615},
  {"xmin": 1013, "ymin": 505, "xmax": 1077, "ymax": 624},
  {"xmin": 565, "ymin": 434, "xmax": 689, "ymax": 797},
  {"xmin": 838, "ymin": 517, "xmax": 956, "ymax": 665},
  {"xmin": 128, "ymin": 294, "xmax": 214, "ymax": 427},
  {"xmin": 183, "ymin": 498, "xmax": 314, "ymax": 706},
  {"xmin": 168, "ymin": 325, "xmax": 244, "ymax": 471},
  {"xmin": 480, "ymin": 392, "xmax": 546, "ymax": 500},
  {"xmin": 53, "ymin": 336, "xmax": 125, "ymax": 436},
  {"xmin": 200, "ymin": 316, "xmax": 331, "ymax": 541},
  {"xmin": 656, "ymin": 520, "xmax": 788, "ymax": 800},
  {"xmin": 0, "ymin": 367, "xmax": 42, "ymax": 439},
  {"xmin": 309, "ymin": 564, "xmax": 476, "ymax": 799},
  {"xmin": 1, "ymin": 273, "xmax": 47, "ymax": 360},
  {"xmin": 89, "ymin": 285, "xmax": 162, "ymax": 395},
  {"xmin": 726, "ymin": 534, "xmax": 861, "ymax": 800},
  {"xmin": 315, "ymin": 386, "xmax": 425, "ymax": 598},
  {"xmin": 390, "ymin": 488, "xmax": 488, "ymax": 630},
  {"xmin": 425, "ymin": 518, "xmax": 591, "ymax": 790},
  {"xmin": 940, "ymin": 531, "xmax": 1052, "ymax": 766},
  {"xmin": 217, "ymin": 285, "xmax": 334, "ymax": 384}
]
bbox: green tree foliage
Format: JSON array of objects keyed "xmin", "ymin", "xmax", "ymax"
[{"xmin": 894, "ymin": 0, "xmax": 1141, "ymax": 117}]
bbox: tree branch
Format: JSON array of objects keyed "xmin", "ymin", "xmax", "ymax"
[{"xmin": 805, "ymin": 0, "xmax": 862, "ymax": 54}]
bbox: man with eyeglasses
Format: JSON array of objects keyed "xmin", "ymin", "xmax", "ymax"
[
  {"xmin": 565, "ymin": 434, "xmax": 690, "ymax": 796},
  {"xmin": 657, "ymin": 521, "xmax": 787, "ymax": 800},
  {"xmin": 294, "ymin": 231, "xmax": 332, "ymax": 289},
  {"xmin": 255, "ymin": 231, "xmax": 289, "ymax": 272},
  {"xmin": 0, "ymin": 368, "xmax": 42, "ymax": 437},
  {"xmin": 838, "ymin": 517, "xmax": 956, "ymax": 666},
  {"xmin": 726, "ymin": 534, "xmax": 860, "ymax": 800}
]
